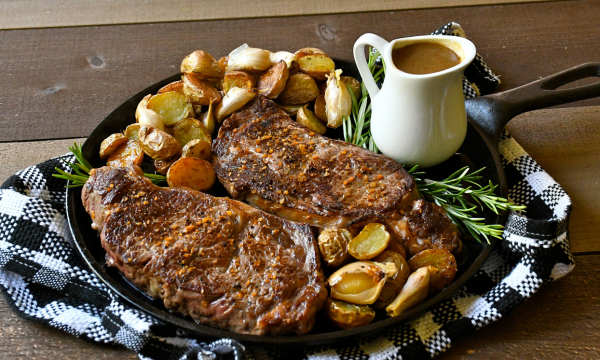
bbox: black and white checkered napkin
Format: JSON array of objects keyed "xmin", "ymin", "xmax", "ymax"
[{"xmin": 0, "ymin": 23, "xmax": 574, "ymax": 360}]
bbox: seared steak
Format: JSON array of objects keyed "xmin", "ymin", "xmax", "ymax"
[
  {"xmin": 82, "ymin": 165, "xmax": 327, "ymax": 335},
  {"xmin": 212, "ymin": 96, "xmax": 462, "ymax": 256}
]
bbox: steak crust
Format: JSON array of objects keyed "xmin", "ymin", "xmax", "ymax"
[{"xmin": 82, "ymin": 165, "xmax": 327, "ymax": 335}]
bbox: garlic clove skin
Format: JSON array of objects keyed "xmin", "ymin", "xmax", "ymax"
[
  {"xmin": 227, "ymin": 44, "xmax": 272, "ymax": 72},
  {"xmin": 325, "ymin": 69, "xmax": 352, "ymax": 129}
]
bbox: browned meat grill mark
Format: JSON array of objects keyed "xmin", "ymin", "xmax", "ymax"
[
  {"xmin": 82, "ymin": 165, "xmax": 327, "ymax": 335},
  {"xmin": 212, "ymin": 96, "xmax": 462, "ymax": 256}
]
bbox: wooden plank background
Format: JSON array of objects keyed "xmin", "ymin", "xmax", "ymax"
[
  {"xmin": 1, "ymin": 0, "xmax": 599, "ymax": 359},
  {"xmin": 0, "ymin": 0, "xmax": 551, "ymax": 30}
]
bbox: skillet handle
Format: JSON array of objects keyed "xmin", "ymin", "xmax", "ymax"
[{"xmin": 466, "ymin": 62, "xmax": 600, "ymax": 142}]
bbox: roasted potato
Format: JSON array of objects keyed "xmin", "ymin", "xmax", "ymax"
[
  {"xmin": 408, "ymin": 249, "xmax": 457, "ymax": 293},
  {"xmin": 296, "ymin": 106, "xmax": 326, "ymax": 135},
  {"xmin": 167, "ymin": 157, "xmax": 216, "ymax": 192},
  {"xmin": 99, "ymin": 133, "xmax": 128, "ymax": 160},
  {"xmin": 182, "ymin": 73, "xmax": 222, "ymax": 106},
  {"xmin": 227, "ymin": 44, "xmax": 272, "ymax": 72},
  {"xmin": 124, "ymin": 123, "xmax": 141, "ymax": 140},
  {"xmin": 215, "ymin": 87, "xmax": 257, "ymax": 122},
  {"xmin": 329, "ymin": 261, "xmax": 397, "ymax": 305},
  {"xmin": 258, "ymin": 61, "xmax": 289, "ymax": 99},
  {"xmin": 386, "ymin": 234, "xmax": 407, "ymax": 259},
  {"xmin": 372, "ymin": 251, "xmax": 411, "ymax": 308},
  {"xmin": 348, "ymin": 223, "xmax": 391, "ymax": 260},
  {"xmin": 157, "ymin": 81, "xmax": 185, "ymax": 95},
  {"xmin": 147, "ymin": 91, "xmax": 194, "ymax": 126},
  {"xmin": 318, "ymin": 228, "xmax": 352, "ymax": 268},
  {"xmin": 295, "ymin": 47, "xmax": 335, "ymax": 81},
  {"xmin": 325, "ymin": 69, "xmax": 352, "ymax": 128},
  {"xmin": 326, "ymin": 298, "xmax": 375, "ymax": 330},
  {"xmin": 182, "ymin": 139, "xmax": 211, "ymax": 161},
  {"xmin": 171, "ymin": 118, "xmax": 211, "ymax": 147},
  {"xmin": 138, "ymin": 125, "xmax": 182, "ymax": 160},
  {"xmin": 276, "ymin": 103, "xmax": 306, "ymax": 117},
  {"xmin": 341, "ymin": 76, "xmax": 361, "ymax": 100},
  {"xmin": 153, "ymin": 151, "xmax": 181, "ymax": 175},
  {"xmin": 200, "ymin": 101, "xmax": 217, "ymax": 134},
  {"xmin": 277, "ymin": 73, "xmax": 320, "ymax": 105},
  {"xmin": 313, "ymin": 94, "xmax": 327, "ymax": 122},
  {"xmin": 223, "ymin": 71, "xmax": 256, "ymax": 95},
  {"xmin": 180, "ymin": 50, "xmax": 222, "ymax": 79},
  {"xmin": 217, "ymin": 56, "xmax": 228, "ymax": 74},
  {"xmin": 107, "ymin": 140, "xmax": 144, "ymax": 168},
  {"xmin": 386, "ymin": 266, "xmax": 430, "ymax": 317}
]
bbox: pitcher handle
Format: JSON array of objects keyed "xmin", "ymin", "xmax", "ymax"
[{"xmin": 353, "ymin": 33, "xmax": 389, "ymax": 101}]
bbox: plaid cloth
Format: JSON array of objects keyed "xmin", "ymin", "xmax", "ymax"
[{"xmin": 0, "ymin": 23, "xmax": 574, "ymax": 360}]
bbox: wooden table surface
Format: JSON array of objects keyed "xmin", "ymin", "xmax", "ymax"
[{"xmin": 1, "ymin": 0, "xmax": 599, "ymax": 358}]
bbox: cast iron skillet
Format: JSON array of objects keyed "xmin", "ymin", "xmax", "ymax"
[{"xmin": 66, "ymin": 60, "xmax": 600, "ymax": 346}]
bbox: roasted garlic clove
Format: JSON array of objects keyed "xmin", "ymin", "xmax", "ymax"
[
  {"xmin": 324, "ymin": 69, "xmax": 352, "ymax": 128},
  {"xmin": 318, "ymin": 228, "xmax": 352, "ymax": 268},
  {"xmin": 325, "ymin": 298, "xmax": 375, "ymax": 330},
  {"xmin": 408, "ymin": 249, "xmax": 457, "ymax": 294},
  {"xmin": 200, "ymin": 101, "xmax": 216, "ymax": 134},
  {"xmin": 386, "ymin": 266, "xmax": 430, "ymax": 317},
  {"xmin": 227, "ymin": 44, "xmax": 272, "ymax": 72},
  {"xmin": 270, "ymin": 51, "xmax": 297, "ymax": 69},
  {"xmin": 328, "ymin": 261, "xmax": 397, "ymax": 305},
  {"xmin": 215, "ymin": 87, "xmax": 257, "ymax": 122},
  {"xmin": 180, "ymin": 50, "xmax": 222, "ymax": 79},
  {"xmin": 372, "ymin": 250, "xmax": 411, "ymax": 308}
]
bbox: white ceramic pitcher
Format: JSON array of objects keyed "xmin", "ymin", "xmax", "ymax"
[{"xmin": 353, "ymin": 34, "xmax": 476, "ymax": 168}]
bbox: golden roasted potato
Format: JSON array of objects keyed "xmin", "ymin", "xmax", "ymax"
[
  {"xmin": 326, "ymin": 298, "xmax": 375, "ymax": 330},
  {"xmin": 408, "ymin": 249, "xmax": 457, "ymax": 293},
  {"xmin": 313, "ymin": 94, "xmax": 327, "ymax": 122},
  {"xmin": 124, "ymin": 123, "xmax": 141, "ymax": 140},
  {"xmin": 372, "ymin": 251, "xmax": 411, "ymax": 308},
  {"xmin": 296, "ymin": 106, "xmax": 326, "ymax": 135},
  {"xmin": 99, "ymin": 133, "xmax": 128, "ymax": 160},
  {"xmin": 258, "ymin": 61, "xmax": 289, "ymax": 99},
  {"xmin": 200, "ymin": 101, "xmax": 217, "ymax": 134},
  {"xmin": 386, "ymin": 266, "xmax": 430, "ymax": 317},
  {"xmin": 276, "ymin": 103, "xmax": 306, "ymax": 117},
  {"xmin": 341, "ymin": 76, "xmax": 361, "ymax": 100},
  {"xmin": 295, "ymin": 47, "xmax": 335, "ymax": 81},
  {"xmin": 348, "ymin": 223, "xmax": 391, "ymax": 260},
  {"xmin": 317, "ymin": 228, "xmax": 352, "ymax": 268},
  {"xmin": 325, "ymin": 69, "xmax": 352, "ymax": 128},
  {"xmin": 153, "ymin": 151, "xmax": 181, "ymax": 175},
  {"xmin": 167, "ymin": 157, "xmax": 216, "ymax": 192},
  {"xmin": 277, "ymin": 73, "xmax": 320, "ymax": 105},
  {"xmin": 147, "ymin": 91, "xmax": 194, "ymax": 126},
  {"xmin": 329, "ymin": 261, "xmax": 397, "ymax": 305},
  {"xmin": 223, "ymin": 71, "xmax": 256, "ymax": 95},
  {"xmin": 182, "ymin": 73, "xmax": 222, "ymax": 106},
  {"xmin": 180, "ymin": 50, "xmax": 222, "ymax": 79},
  {"xmin": 386, "ymin": 234, "xmax": 407, "ymax": 259},
  {"xmin": 215, "ymin": 87, "xmax": 257, "ymax": 122},
  {"xmin": 227, "ymin": 44, "xmax": 272, "ymax": 72},
  {"xmin": 157, "ymin": 81, "xmax": 184, "ymax": 95},
  {"xmin": 172, "ymin": 118, "xmax": 212, "ymax": 147},
  {"xmin": 217, "ymin": 56, "xmax": 228, "ymax": 74},
  {"xmin": 107, "ymin": 140, "xmax": 144, "ymax": 168},
  {"xmin": 181, "ymin": 139, "xmax": 211, "ymax": 161},
  {"xmin": 138, "ymin": 125, "xmax": 182, "ymax": 160}
]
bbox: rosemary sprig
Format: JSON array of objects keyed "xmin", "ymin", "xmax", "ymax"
[
  {"xmin": 53, "ymin": 143, "xmax": 166, "ymax": 187},
  {"xmin": 408, "ymin": 165, "xmax": 526, "ymax": 243}
]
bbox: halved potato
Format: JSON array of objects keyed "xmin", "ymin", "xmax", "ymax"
[
  {"xmin": 372, "ymin": 251, "xmax": 411, "ymax": 308},
  {"xmin": 295, "ymin": 47, "xmax": 335, "ymax": 81},
  {"xmin": 277, "ymin": 73, "xmax": 319, "ymax": 105},
  {"xmin": 182, "ymin": 139, "xmax": 211, "ymax": 161},
  {"xmin": 182, "ymin": 73, "xmax": 222, "ymax": 106},
  {"xmin": 341, "ymin": 76, "xmax": 361, "ymax": 99},
  {"xmin": 107, "ymin": 140, "xmax": 144, "ymax": 168},
  {"xmin": 326, "ymin": 298, "xmax": 375, "ymax": 330},
  {"xmin": 180, "ymin": 50, "xmax": 222, "ymax": 79},
  {"xmin": 408, "ymin": 249, "xmax": 457, "ymax": 293},
  {"xmin": 124, "ymin": 123, "xmax": 141, "ymax": 140},
  {"xmin": 147, "ymin": 92, "xmax": 194, "ymax": 126},
  {"xmin": 167, "ymin": 157, "xmax": 216, "ymax": 192},
  {"xmin": 276, "ymin": 103, "xmax": 306, "ymax": 117},
  {"xmin": 258, "ymin": 61, "xmax": 289, "ymax": 99},
  {"xmin": 153, "ymin": 151, "xmax": 181, "ymax": 175},
  {"xmin": 223, "ymin": 71, "xmax": 255, "ymax": 95},
  {"xmin": 296, "ymin": 106, "xmax": 326, "ymax": 135},
  {"xmin": 138, "ymin": 125, "xmax": 182, "ymax": 160},
  {"xmin": 172, "ymin": 118, "xmax": 212, "ymax": 147},
  {"xmin": 100, "ymin": 133, "xmax": 129, "ymax": 160},
  {"xmin": 157, "ymin": 81, "xmax": 184, "ymax": 95},
  {"xmin": 215, "ymin": 87, "xmax": 257, "ymax": 122},
  {"xmin": 318, "ymin": 228, "xmax": 352, "ymax": 268},
  {"xmin": 313, "ymin": 94, "xmax": 327, "ymax": 122},
  {"xmin": 348, "ymin": 223, "xmax": 391, "ymax": 260}
]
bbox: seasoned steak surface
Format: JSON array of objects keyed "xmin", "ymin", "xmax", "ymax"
[
  {"xmin": 82, "ymin": 165, "xmax": 327, "ymax": 335},
  {"xmin": 212, "ymin": 96, "xmax": 416, "ymax": 228}
]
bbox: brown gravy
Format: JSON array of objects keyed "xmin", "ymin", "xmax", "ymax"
[{"xmin": 392, "ymin": 42, "xmax": 461, "ymax": 75}]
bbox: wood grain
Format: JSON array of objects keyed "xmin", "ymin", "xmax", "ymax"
[
  {"xmin": 1, "ymin": 254, "xmax": 598, "ymax": 360},
  {"xmin": 0, "ymin": 0, "xmax": 551, "ymax": 30},
  {"xmin": 0, "ymin": 0, "xmax": 599, "ymax": 142}
]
